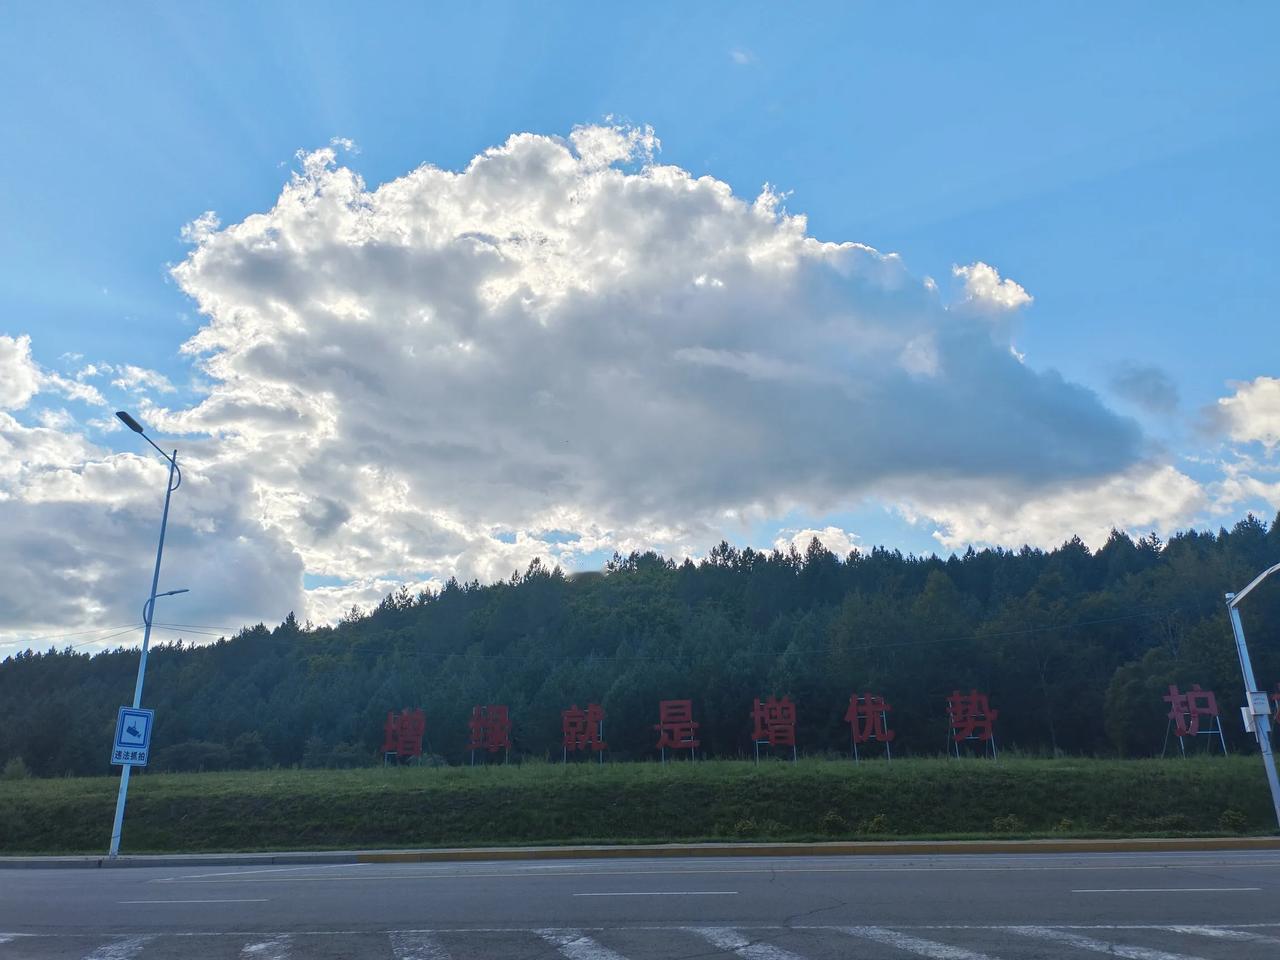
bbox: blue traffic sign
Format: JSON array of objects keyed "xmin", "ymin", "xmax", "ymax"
[{"xmin": 111, "ymin": 707, "xmax": 155, "ymax": 767}]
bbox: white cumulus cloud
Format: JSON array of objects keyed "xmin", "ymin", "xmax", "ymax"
[
  {"xmin": 953, "ymin": 261, "xmax": 1033, "ymax": 312},
  {"xmin": 773, "ymin": 526, "xmax": 861, "ymax": 557},
  {"xmin": 1211, "ymin": 376, "xmax": 1280, "ymax": 450},
  {"xmin": 899, "ymin": 463, "xmax": 1207, "ymax": 551},
  {"xmin": 1, "ymin": 123, "xmax": 1196, "ymax": 644},
  {"xmin": 0, "ymin": 335, "xmax": 42, "ymax": 410}
]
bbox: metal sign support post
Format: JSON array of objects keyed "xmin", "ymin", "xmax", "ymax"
[
  {"xmin": 1226, "ymin": 577, "xmax": 1280, "ymax": 831},
  {"xmin": 949, "ymin": 727, "xmax": 997, "ymax": 760},
  {"xmin": 108, "ymin": 445, "xmax": 180, "ymax": 859},
  {"xmin": 1163, "ymin": 714, "xmax": 1228, "ymax": 757}
]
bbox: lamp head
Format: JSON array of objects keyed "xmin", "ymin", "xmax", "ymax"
[{"xmin": 115, "ymin": 411, "xmax": 145, "ymax": 434}]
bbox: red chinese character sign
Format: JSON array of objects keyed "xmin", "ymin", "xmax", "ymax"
[
  {"xmin": 562, "ymin": 703, "xmax": 607, "ymax": 762},
  {"xmin": 468, "ymin": 704, "xmax": 512, "ymax": 763},
  {"xmin": 751, "ymin": 696, "xmax": 797, "ymax": 761},
  {"xmin": 382, "ymin": 708, "xmax": 426, "ymax": 763},
  {"xmin": 845, "ymin": 693, "xmax": 894, "ymax": 761},
  {"xmin": 1162, "ymin": 684, "xmax": 1227, "ymax": 756},
  {"xmin": 655, "ymin": 699, "xmax": 700, "ymax": 761},
  {"xmin": 947, "ymin": 689, "xmax": 998, "ymax": 759}
]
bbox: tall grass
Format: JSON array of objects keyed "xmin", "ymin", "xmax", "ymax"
[{"xmin": 0, "ymin": 757, "xmax": 1271, "ymax": 854}]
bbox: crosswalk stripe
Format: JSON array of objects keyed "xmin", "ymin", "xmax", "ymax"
[
  {"xmin": 684, "ymin": 927, "xmax": 808, "ymax": 960},
  {"xmin": 838, "ymin": 926, "xmax": 998, "ymax": 959},
  {"xmin": 241, "ymin": 934, "xmax": 291, "ymax": 959},
  {"xmin": 538, "ymin": 928, "xmax": 629, "ymax": 960},
  {"xmin": 1167, "ymin": 925, "xmax": 1280, "ymax": 945},
  {"xmin": 389, "ymin": 930, "xmax": 452, "ymax": 959},
  {"xmin": 1010, "ymin": 926, "xmax": 1209, "ymax": 960},
  {"xmin": 83, "ymin": 937, "xmax": 154, "ymax": 960}
]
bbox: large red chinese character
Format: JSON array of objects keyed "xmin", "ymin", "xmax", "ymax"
[
  {"xmin": 562, "ymin": 703, "xmax": 607, "ymax": 753},
  {"xmin": 654, "ymin": 699, "xmax": 700, "ymax": 753},
  {"xmin": 750, "ymin": 696, "xmax": 797, "ymax": 747},
  {"xmin": 845, "ymin": 693, "xmax": 895, "ymax": 744},
  {"xmin": 1163, "ymin": 684, "xmax": 1219, "ymax": 736},
  {"xmin": 1271, "ymin": 683, "xmax": 1280, "ymax": 726},
  {"xmin": 382, "ymin": 708, "xmax": 426, "ymax": 759},
  {"xmin": 948, "ymin": 689, "xmax": 997, "ymax": 742},
  {"xmin": 468, "ymin": 704, "xmax": 512, "ymax": 753}
]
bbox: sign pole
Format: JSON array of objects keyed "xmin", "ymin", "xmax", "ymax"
[
  {"xmin": 1226, "ymin": 590, "xmax": 1280, "ymax": 831},
  {"xmin": 108, "ymin": 449, "xmax": 178, "ymax": 858}
]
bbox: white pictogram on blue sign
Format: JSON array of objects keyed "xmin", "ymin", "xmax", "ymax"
[{"xmin": 111, "ymin": 707, "xmax": 154, "ymax": 766}]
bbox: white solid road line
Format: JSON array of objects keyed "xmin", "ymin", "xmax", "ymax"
[
  {"xmin": 572, "ymin": 890, "xmax": 738, "ymax": 896},
  {"xmin": 1072, "ymin": 887, "xmax": 1261, "ymax": 893},
  {"xmin": 1011, "ymin": 926, "xmax": 1210, "ymax": 960},
  {"xmin": 117, "ymin": 898, "xmax": 270, "ymax": 904},
  {"xmin": 538, "ymin": 927, "xmax": 629, "ymax": 960},
  {"xmin": 241, "ymin": 933, "xmax": 291, "ymax": 959},
  {"xmin": 166, "ymin": 863, "xmax": 359, "ymax": 881},
  {"xmin": 685, "ymin": 926, "xmax": 808, "ymax": 960},
  {"xmin": 389, "ymin": 930, "xmax": 452, "ymax": 959},
  {"xmin": 82, "ymin": 936, "xmax": 155, "ymax": 960},
  {"xmin": 166, "ymin": 859, "xmax": 1280, "ymax": 883},
  {"xmin": 839, "ymin": 926, "xmax": 999, "ymax": 960},
  {"xmin": 1169, "ymin": 925, "xmax": 1280, "ymax": 945}
]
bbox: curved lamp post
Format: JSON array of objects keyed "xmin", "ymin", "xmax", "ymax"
[
  {"xmin": 1225, "ymin": 562, "xmax": 1280, "ymax": 831},
  {"xmin": 107, "ymin": 411, "xmax": 187, "ymax": 858}
]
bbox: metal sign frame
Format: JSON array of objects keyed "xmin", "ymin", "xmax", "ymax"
[{"xmin": 111, "ymin": 706, "xmax": 155, "ymax": 767}]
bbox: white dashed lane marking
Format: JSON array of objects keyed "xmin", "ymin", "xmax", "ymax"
[
  {"xmin": 839, "ymin": 925, "xmax": 1000, "ymax": 959},
  {"xmin": 573, "ymin": 890, "xmax": 738, "ymax": 896},
  {"xmin": 1071, "ymin": 887, "xmax": 1261, "ymax": 893},
  {"xmin": 240, "ymin": 934, "xmax": 291, "ymax": 959},
  {"xmin": 1168, "ymin": 925, "xmax": 1280, "ymax": 945},
  {"xmin": 389, "ymin": 930, "xmax": 453, "ymax": 960},
  {"xmin": 5, "ymin": 923, "xmax": 1279, "ymax": 959},
  {"xmin": 82, "ymin": 937, "xmax": 155, "ymax": 960},
  {"xmin": 684, "ymin": 926, "xmax": 808, "ymax": 960},
  {"xmin": 118, "ymin": 898, "xmax": 269, "ymax": 904},
  {"xmin": 537, "ymin": 928, "xmax": 630, "ymax": 960},
  {"xmin": 1010, "ymin": 926, "xmax": 1211, "ymax": 960}
]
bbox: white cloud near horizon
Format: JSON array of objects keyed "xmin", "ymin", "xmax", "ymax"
[
  {"xmin": 899, "ymin": 463, "xmax": 1208, "ymax": 551},
  {"xmin": 1212, "ymin": 376, "xmax": 1280, "ymax": 450},
  {"xmin": 0, "ymin": 123, "xmax": 1244, "ymax": 646},
  {"xmin": 774, "ymin": 526, "xmax": 861, "ymax": 558}
]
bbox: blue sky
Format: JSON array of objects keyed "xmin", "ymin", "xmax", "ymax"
[{"xmin": 1, "ymin": 2, "xmax": 1277, "ymax": 641}]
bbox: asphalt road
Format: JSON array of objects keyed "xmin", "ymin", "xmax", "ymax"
[{"xmin": 2, "ymin": 851, "xmax": 1279, "ymax": 959}]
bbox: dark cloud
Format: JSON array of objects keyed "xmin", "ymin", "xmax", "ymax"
[{"xmin": 1109, "ymin": 363, "xmax": 1180, "ymax": 414}]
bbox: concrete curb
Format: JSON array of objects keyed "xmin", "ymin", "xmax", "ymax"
[
  {"xmin": 355, "ymin": 836, "xmax": 1280, "ymax": 863},
  {"xmin": 0, "ymin": 852, "xmax": 359, "ymax": 870},
  {"xmin": 3, "ymin": 836, "xmax": 1278, "ymax": 869}
]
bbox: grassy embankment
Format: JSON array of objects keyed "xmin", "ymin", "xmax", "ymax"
[{"xmin": 1, "ymin": 757, "xmax": 1273, "ymax": 854}]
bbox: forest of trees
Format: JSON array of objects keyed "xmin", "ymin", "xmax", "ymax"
[{"xmin": 2, "ymin": 514, "xmax": 1279, "ymax": 777}]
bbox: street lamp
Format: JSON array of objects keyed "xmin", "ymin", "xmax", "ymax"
[
  {"xmin": 1225, "ymin": 561, "xmax": 1280, "ymax": 832},
  {"xmin": 107, "ymin": 411, "xmax": 186, "ymax": 858}
]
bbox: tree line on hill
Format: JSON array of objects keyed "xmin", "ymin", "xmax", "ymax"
[{"xmin": 2, "ymin": 514, "xmax": 1279, "ymax": 777}]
